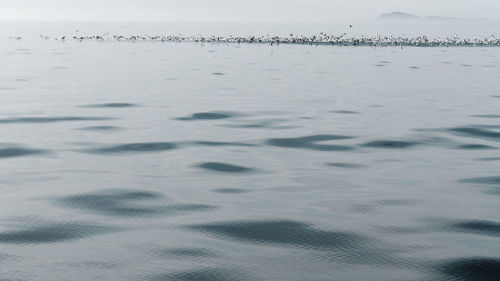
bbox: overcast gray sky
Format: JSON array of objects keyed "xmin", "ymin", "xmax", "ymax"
[{"xmin": 1, "ymin": 0, "xmax": 498, "ymax": 22}]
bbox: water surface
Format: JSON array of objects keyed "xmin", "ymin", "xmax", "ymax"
[{"xmin": 0, "ymin": 22, "xmax": 499, "ymax": 281}]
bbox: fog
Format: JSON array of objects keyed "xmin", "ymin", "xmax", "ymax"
[{"xmin": 1, "ymin": 0, "xmax": 498, "ymax": 22}]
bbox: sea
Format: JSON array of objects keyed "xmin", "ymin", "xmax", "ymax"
[{"xmin": 0, "ymin": 21, "xmax": 499, "ymax": 281}]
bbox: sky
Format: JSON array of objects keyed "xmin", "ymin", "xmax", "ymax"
[{"xmin": 0, "ymin": 0, "xmax": 498, "ymax": 22}]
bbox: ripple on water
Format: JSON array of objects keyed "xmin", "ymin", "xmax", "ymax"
[
  {"xmin": 0, "ymin": 117, "xmax": 114, "ymax": 124},
  {"xmin": 0, "ymin": 223, "xmax": 115, "ymax": 245},
  {"xmin": 84, "ymin": 142, "xmax": 176, "ymax": 155},
  {"xmin": 326, "ymin": 162, "xmax": 364, "ymax": 169},
  {"xmin": 331, "ymin": 110, "xmax": 360, "ymax": 114},
  {"xmin": 457, "ymin": 144, "xmax": 497, "ymax": 150},
  {"xmin": 220, "ymin": 123, "xmax": 295, "ymax": 130},
  {"xmin": 212, "ymin": 188, "xmax": 249, "ymax": 194},
  {"xmin": 439, "ymin": 258, "xmax": 500, "ymax": 281},
  {"xmin": 176, "ymin": 112, "xmax": 234, "ymax": 121},
  {"xmin": 361, "ymin": 140, "xmax": 420, "ymax": 149},
  {"xmin": 219, "ymin": 118, "xmax": 291, "ymax": 130},
  {"xmin": 220, "ymin": 123, "xmax": 268, "ymax": 129},
  {"xmin": 188, "ymin": 220, "xmax": 364, "ymax": 251},
  {"xmin": 56, "ymin": 190, "xmax": 215, "ymax": 217},
  {"xmin": 153, "ymin": 268, "xmax": 250, "ymax": 281},
  {"xmin": 477, "ymin": 157, "xmax": 500, "ymax": 161},
  {"xmin": 471, "ymin": 114, "xmax": 500, "ymax": 119},
  {"xmin": 188, "ymin": 220, "xmax": 415, "ymax": 269},
  {"xmin": 190, "ymin": 141, "xmax": 255, "ymax": 147},
  {"xmin": 449, "ymin": 126, "xmax": 500, "ymax": 141},
  {"xmin": 82, "ymin": 103, "xmax": 138, "ymax": 108},
  {"xmin": 461, "ymin": 176, "xmax": 500, "ymax": 195},
  {"xmin": 451, "ymin": 220, "xmax": 500, "ymax": 236},
  {"xmin": 77, "ymin": 126, "xmax": 122, "ymax": 132},
  {"xmin": 460, "ymin": 176, "xmax": 500, "ymax": 185},
  {"xmin": 197, "ymin": 162, "xmax": 255, "ymax": 173},
  {"xmin": 266, "ymin": 135, "xmax": 354, "ymax": 151},
  {"xmin": 0, "ymin": 147, "xmax": 47, "ymax": 158}
]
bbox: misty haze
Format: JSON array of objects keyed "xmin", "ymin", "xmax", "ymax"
[{"xmin": 1, "ymin": 1, "xmax": 500, "ymax": 281}]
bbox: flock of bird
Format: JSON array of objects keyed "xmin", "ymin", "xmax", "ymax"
[{"xmin": 9, "ymin": 32, "xmax": 500, "ymax": 47}]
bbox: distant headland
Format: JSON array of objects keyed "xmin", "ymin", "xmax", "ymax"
[{"xmin": 377, "ymin": 12, "xmax": 491, "ymax": 22}]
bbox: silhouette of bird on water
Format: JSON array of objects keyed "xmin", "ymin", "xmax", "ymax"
[{"xmin": 31, "ymin": 31, "xmax": 500, "ymax": 47}]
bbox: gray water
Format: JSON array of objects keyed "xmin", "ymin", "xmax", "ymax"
[{"xmin": 1, "ymin": 22, "xmax": 500, "ymax": 281}]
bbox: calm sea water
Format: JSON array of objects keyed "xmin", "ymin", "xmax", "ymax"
[{"xmin": 1, "ymin": 22, "xmax": 500, "ymax": 281}]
